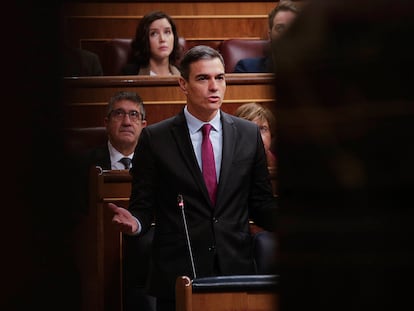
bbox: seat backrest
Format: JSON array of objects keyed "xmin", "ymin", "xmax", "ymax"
[
  {"xmin": 102, "ymin": 37, "xmax": 187, "ymax": 76},
  {"xmin": 102, "ymin": 39, "xmax": 133, "ymax": 76},
  {"xmin": 219, "ymin": 39, "xmax": 270, "ymax": 73},
  {"xmin": 253, "ymin": 230, "xmax": 278, "ymax": 274}
]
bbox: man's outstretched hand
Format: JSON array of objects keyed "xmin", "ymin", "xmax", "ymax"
[{"xmin": 107, "ymin": 202, "xmax": 139, "ymax": 235}]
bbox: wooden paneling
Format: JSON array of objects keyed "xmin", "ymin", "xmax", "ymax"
[
  {"xmin": 75, "ymin": 168, "xmax": 131, "ymax": 311},
  {"xmin": 63, "ymin": 73, "xmax": 276, "ymax": 127},
  {"xmin": 61, "ymin": 2, "xmax": 306, "ymax": 47},
  {"xmin": 67, "ymin": 17, "xmax": 268, "ymax": 44},
  {"xmin": 62, "ymin": 2, "xmax": 279, "ymax": 16}
]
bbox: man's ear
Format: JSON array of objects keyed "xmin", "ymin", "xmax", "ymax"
[{"xmin": 178, "ymin": 77, "xmax": 188, "ymax": 94}]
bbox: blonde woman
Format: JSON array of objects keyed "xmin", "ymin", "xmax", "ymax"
[{"xmin": 234, "ymin": 102, "xmax": 277, "ymax": 167}]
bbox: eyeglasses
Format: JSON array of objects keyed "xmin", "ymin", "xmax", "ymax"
[{"xmin": 109, "ymin": 109, "xmax": 143, "ymax": 122}]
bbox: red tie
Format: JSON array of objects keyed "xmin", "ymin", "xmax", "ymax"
[{"xmin": 201, "ymin": 124, "xmax": 217, "ymax": 206}]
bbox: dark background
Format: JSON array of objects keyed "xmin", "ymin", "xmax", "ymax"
[
  {"xmin": 2, "ymin": 0, "xmax": 414, "ymax": 310},
  {"xmin": 275, "ymin": 0, "xmax": 414, "ymax": 310},
  {"xmin": 1, "ymin": 2, "xmax": 80, "ymax": 310}
]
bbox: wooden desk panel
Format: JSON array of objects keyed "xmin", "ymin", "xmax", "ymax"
[
  {"xmin": 76, "ymin": 168, "xmax": 132, "ymax": 311},
  {"xmin": 63, "ymin": 74, "xmax": 276, "ymax": 127},
  {"xmin": 176, "ymin": 275, "xmax": 278, "ymax": 311}
]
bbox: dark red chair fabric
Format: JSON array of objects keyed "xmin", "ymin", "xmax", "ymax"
[
  {"xmin": 218, "ymin": 39, "xmax": 270, "ymax": 73},
  {"xmin": 102, "ymin": 39, "xmax": 133, "ymax": 76},
  {"xmin": 102, "ymin": 37, "xmax": 187, "ymax": 76}
]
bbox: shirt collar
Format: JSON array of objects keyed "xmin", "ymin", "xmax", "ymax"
[
  {"xmin": 184, "ymin": 105, "xmax": 222, "ymax": 134},
  {"xmin": 108, "ymin": 140, "xmax": 134, "ymax": 162}
]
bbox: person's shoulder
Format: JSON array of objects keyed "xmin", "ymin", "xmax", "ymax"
[
  {"xmin": 233, "ymin": 57, "xmax": 268, "ymax": 73},
  {"xmin": 145, "ymin": 113, "xmax": 182, "ymax": 132},
  {"xmin": 223, "ymin": 111, "xmax": 258, "ymax": 129},
  {"xmin": 78, "ymin": 48, "xmax": 99, "ymax": 59},
  {"xmin": 170, "ymin": 65, "xmax": 181, "ymax": 75},
  {"xmin": 238, "ymin": 57, "xmax": 263, "ymax": 64},
  {"xmin": 81, "ymin": 49, "xmax": 103, "ymax": 75}
]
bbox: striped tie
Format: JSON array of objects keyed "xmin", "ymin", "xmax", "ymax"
[{"xmin": 119, "ymin": 157, "xmax": 132, "ymax": 169}]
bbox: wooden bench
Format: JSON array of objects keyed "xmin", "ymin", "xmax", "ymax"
[
  {"xmin": 75, "ymin": 167, "xmax": 131, "ymax": 311},
  {"xmin": 176, "ymin": 274, "xmax": 279, "ymax": 311}
]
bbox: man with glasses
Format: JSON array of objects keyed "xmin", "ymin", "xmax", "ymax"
[
  {"xmin": 81, "ymin": 91, "xmax": 155, "ymax": 311},
  {"xmin": 93, "ymin": 91, "xmax": 147, "ymax": 170}
]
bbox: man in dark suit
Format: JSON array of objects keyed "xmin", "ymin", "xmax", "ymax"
[
  {"xmin": 71, "ymin": 91, "xmax": 146, "ymax": 211},
  {"xmin": 78, "ymin": 91, "xmax": 155, "ymax": 311},
  {"xmin": 108, "ymin": 45, "xmax": 278, "ymax": 311},
  {"xmin": 234, "ymin": 0, "xmax": 299, "ymax": 73},
  {"xmin": 86, "ymin": 91, "xmax": 147, "ymax": 170},
  {"xmin": 63, "ymin": 46, "xmax": 104, "ymax": 76}
]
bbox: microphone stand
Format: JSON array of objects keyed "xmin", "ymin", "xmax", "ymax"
[{"xmin": 177, "ymin": 194, "xmax": 197, "ymax": 279}]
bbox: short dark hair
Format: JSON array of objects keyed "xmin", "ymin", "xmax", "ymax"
[
  {"xmin": 131, "ymin": 11, "xmax": 180, "ymax": 67},
  {"xmin": 179, "ymin": 45, "xmax": 225, "ymax": 80},
  {"xmin": 268, "ymin": 0, "xmax": 299, "ymax": 30},
  {"xmin": 107, "ymin": 91, "xmax": 146, "ymax": 120}
]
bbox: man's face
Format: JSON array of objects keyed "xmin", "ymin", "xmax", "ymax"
[
  {"xmin": 269, "ymin": 10, "xmax": 297, "ymax": 42},
  {"xmin": 105, "ymin": 99, "xmax": 147, "ymax": 150},
  {"xmin": 179, "ymin": 58, "xmax": 226, "ymax": 121}
]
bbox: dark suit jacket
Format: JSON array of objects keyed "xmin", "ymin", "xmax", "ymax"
[
  {"xmin": 233, "ymin": 56, "xmax": 273, "ymax": 73},
  {"xmin": 85, "ymin": 144, "xmax": 111, "ymax": 170},
  {"xmin": 129, "ymin": 110, "xmax": 277, "ymax": 299},
  {"xmin": 63, "ymin": 46, "xmax": 103, "ymax": 76}
]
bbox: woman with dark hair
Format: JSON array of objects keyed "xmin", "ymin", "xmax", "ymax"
[{"xmin": 122, "ymin": 11, "xmax": 181, "ymax": 75}]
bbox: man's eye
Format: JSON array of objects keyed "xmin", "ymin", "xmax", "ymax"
[{"xmin": 276, "ymin": 25, "xmax": 285, "ymax": 33}]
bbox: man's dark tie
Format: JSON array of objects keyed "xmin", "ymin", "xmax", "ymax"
[
  {"xmin": 119, "ymin": 157, "xmax": 132, "ymax": 169},
  {"xmin": 201, "ymin": 124, "xmax": 217, "ymax": 206}
]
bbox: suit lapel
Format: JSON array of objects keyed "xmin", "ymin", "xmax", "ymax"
[
  {"xmin": 216, "ymin": 112, "xmax": 236, "ymax": 207},
  {"xmin": 171, "ymin": 112, "xmax": 211, "ymax": 204}
]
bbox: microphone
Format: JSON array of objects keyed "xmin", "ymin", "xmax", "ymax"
[{"xmin": 177, "ymin": 194, "xmax": 197, "ymax": 279}]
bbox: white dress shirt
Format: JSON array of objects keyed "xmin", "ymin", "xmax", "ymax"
[
  {"xmin": 108, "ymin": 141, "xmax": 134, "ymax": 170},
  {"xmin": 184, "ymin": 106, "xmax": 222, "ymax": 182}
]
